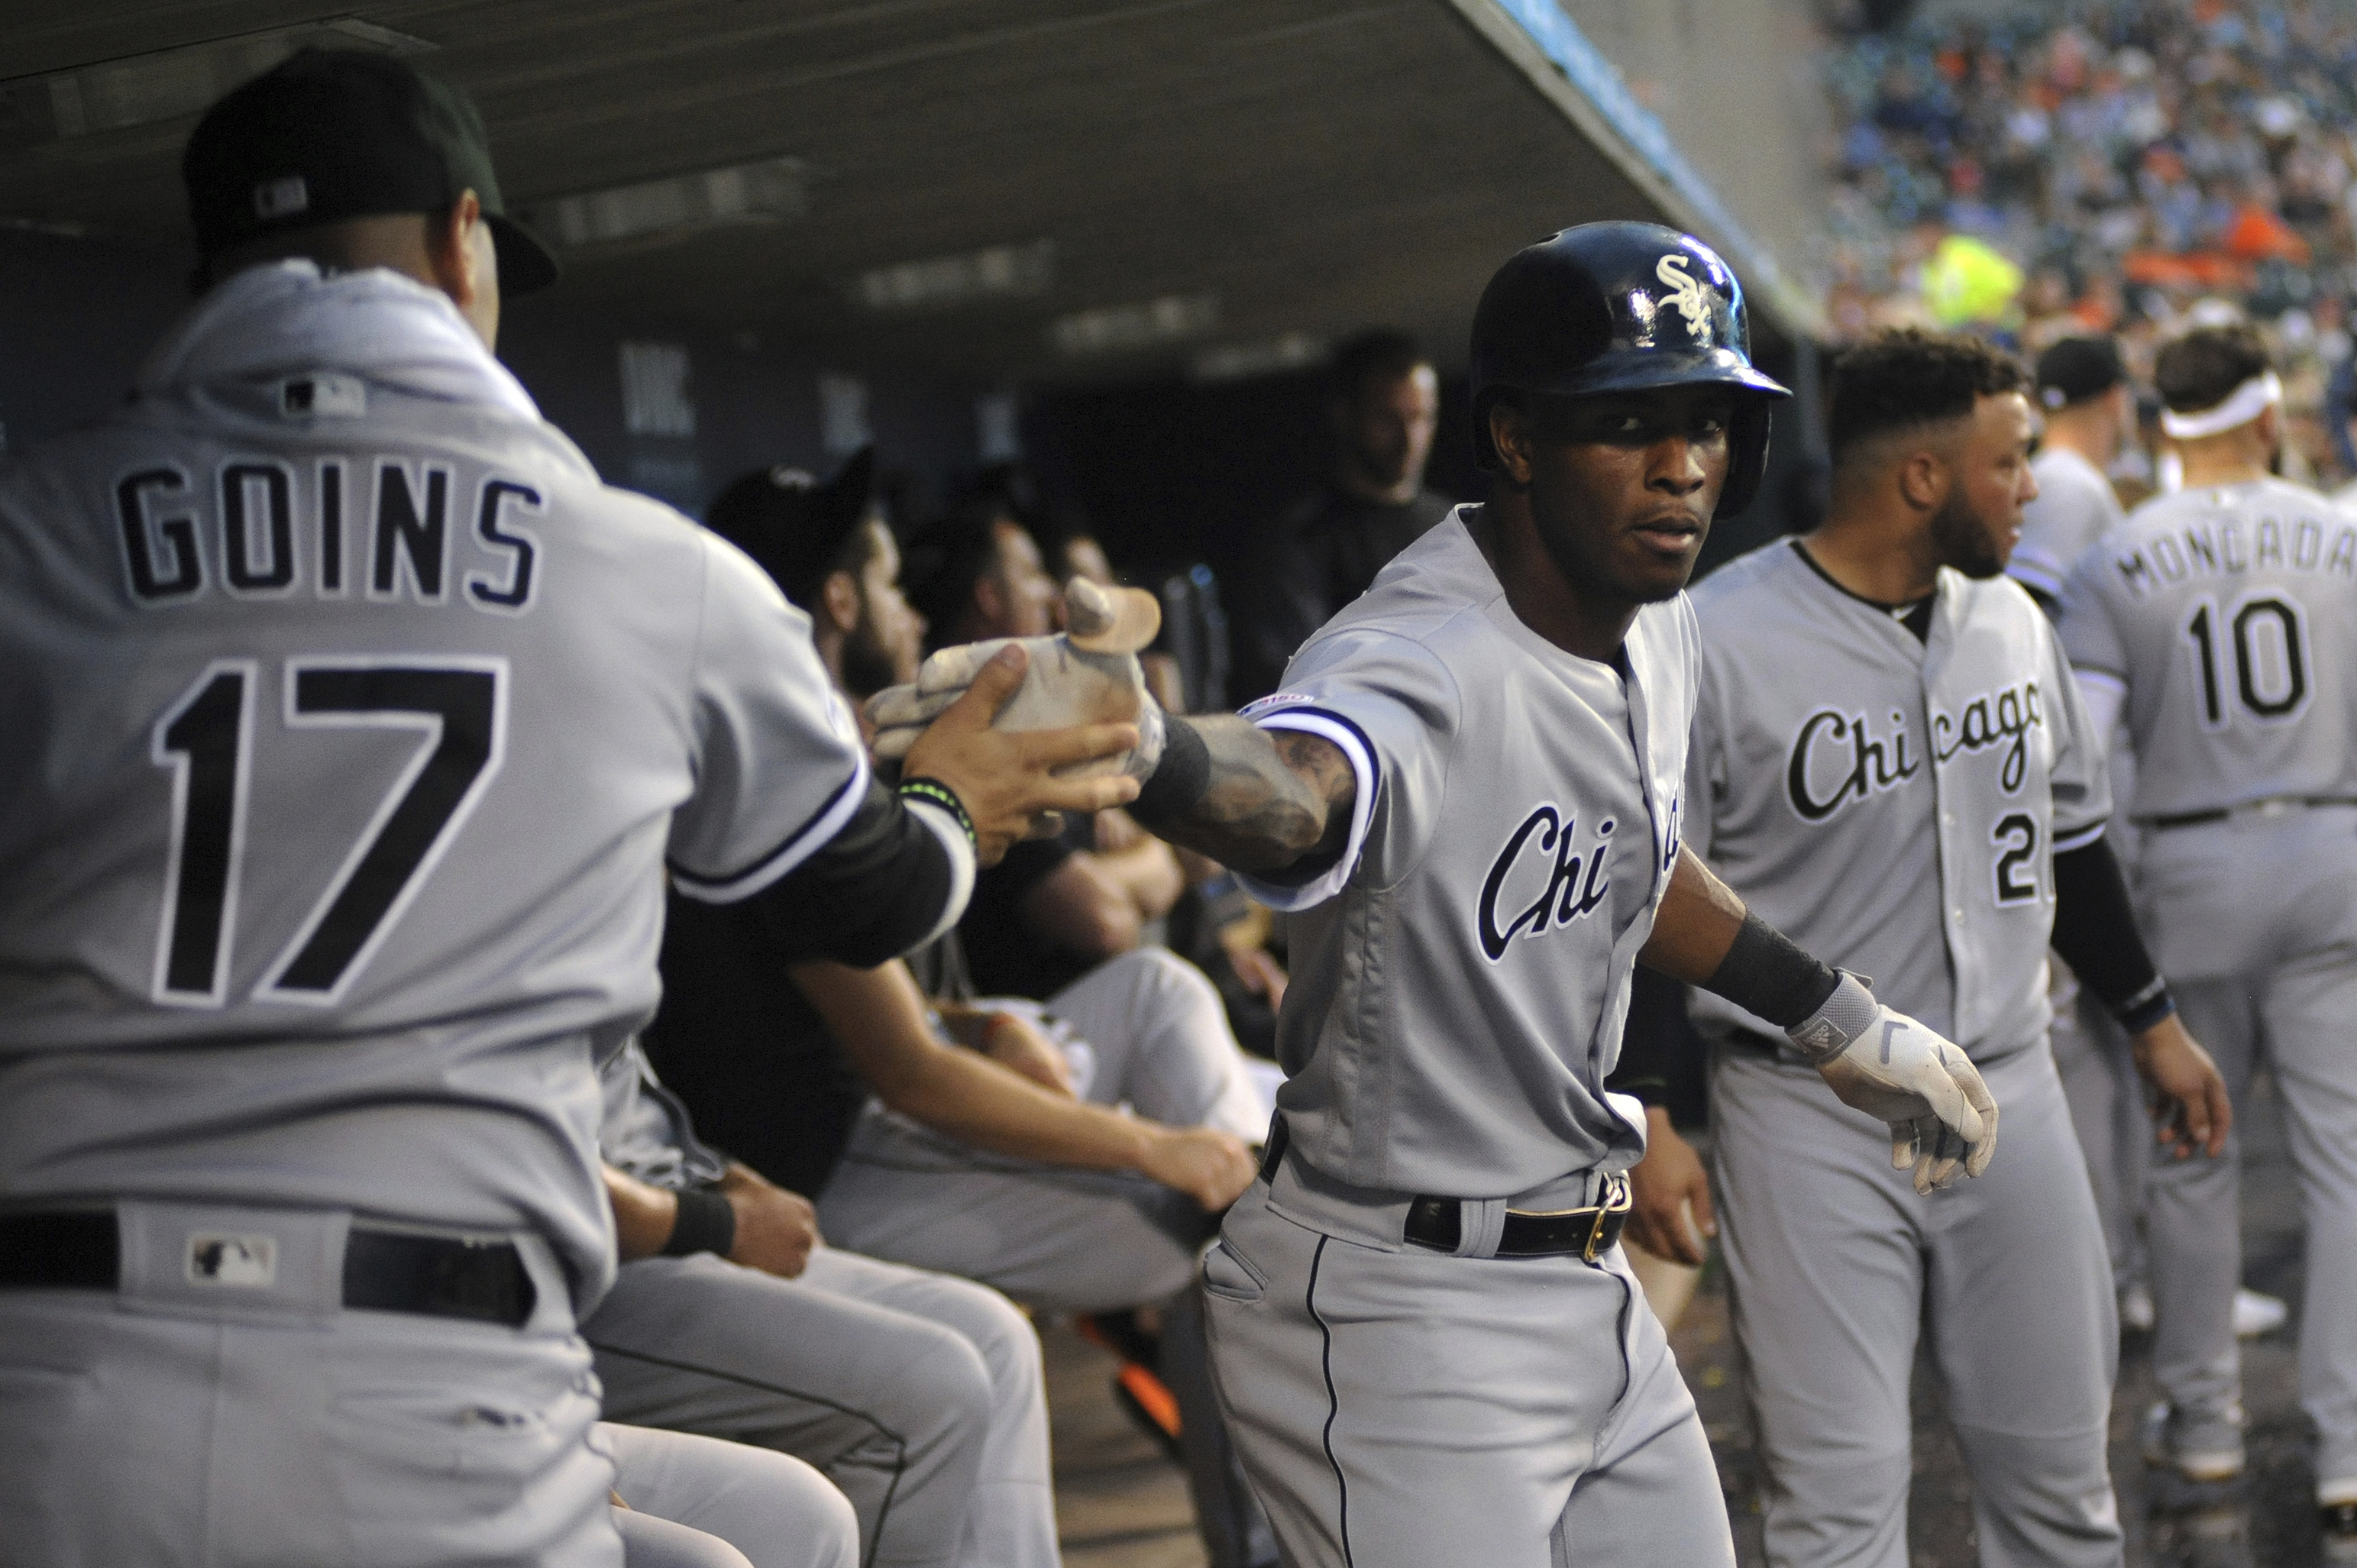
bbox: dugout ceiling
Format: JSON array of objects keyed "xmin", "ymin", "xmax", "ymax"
[{"xmin": 0, "ymin": 0, "xmax": 1816, "ymax": 386}]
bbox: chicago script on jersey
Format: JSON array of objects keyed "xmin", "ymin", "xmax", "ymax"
[
  {"xmin": 114, "ymin": 457, "xmax": 543, "ymax": 615},
  {"xmin": 1477, "ymin": 803, "xmax": 1617, "ymax": 962},
  {"xmin": 1785, "ymin": 708, "xmax": 1919, "ymax": 822},
  {"xmin": 1932, "ymin": 679, "xmax": 2042, "ymax": 793}
]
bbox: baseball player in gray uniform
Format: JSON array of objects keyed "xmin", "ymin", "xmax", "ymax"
[
  {"xmin": 2011, "ymin": 337, "xmax": 2148, "ymax": 1300},
  {"xmin": 875, "ymin": 223, "xmax": 2003, "ymax": 1568},
  {"xmin": 1632, "ymin": 328, "xmax": 2228, "ymax": 1568},
  {"xmin": 2013, "ymin": 337, "xmax": 2132, "ymax": 613},
  {"xmin": 2060, "ymin": 323, "xmax": 2357, "ymax": 1545},
  {"xmin": 0, "ymin": 51, "xmax": 1136, "ymax": 1566}
]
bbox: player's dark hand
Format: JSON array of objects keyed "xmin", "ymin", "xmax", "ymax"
[
  {"xmin": 719, "ymin": 1163, "xmax": 820, "ymax": 1279},
  {"xmin": 899, "ymin": 643, "xmax": 1142, "ymax": 865},
  {"xmin": 1626, "ymin": 1108, "xmax": 1715, "ymax": 1266},
  {"xmin": 2132, "ymin": 1015, "xmax": 2231, "ymax": 1159},
  {"xmin": 1139, "ymin": 1125, "xmax": 1257, "ymax": 1211}
]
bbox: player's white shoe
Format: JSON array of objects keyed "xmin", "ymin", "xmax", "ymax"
[
  {"xmin": 2116, "ymin": 1284, "xmax": 2286, "ymax": 1337},
  {"xmin": 2141, "ymin": 1401, "xmax": 2246, "ymax": 1483},
  {"xmin": 2233, "ymin": 1288, "xmax": 2288, "ymax": 1337}
]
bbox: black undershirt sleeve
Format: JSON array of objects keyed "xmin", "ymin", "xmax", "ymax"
[
  {"xmin": 738, "ymin": 778, "xmax": 957, "ymax": 967},
  {"xmin": 2051, "ymin": 836, "xmax": 2176, "ymax": 1033},
  {"xmin": 1609, "ymin": 967, "xmax": 1694, "ymax": 1109}
]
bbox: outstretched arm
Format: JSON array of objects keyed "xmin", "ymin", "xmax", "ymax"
[{"xmin": 1133, "ymin": 715, "xmax": 1356, "ymax": 875}]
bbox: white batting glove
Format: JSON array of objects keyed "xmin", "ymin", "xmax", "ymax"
[
  {"xmin": 868, "ymin": 577, "xmax": 1167, "ymax": 785},
  {"xmin": 1787, "ymin": 972, "xmax": 2000, "ymax": 1194}
]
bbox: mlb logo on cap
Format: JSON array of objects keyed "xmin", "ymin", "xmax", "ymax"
[{"xmin": 252, "ymin": 174, "xmax": 309, "ymax": 219}]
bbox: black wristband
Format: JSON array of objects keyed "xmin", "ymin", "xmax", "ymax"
[
  {"xmin": 661, "ymin": 1185, "xmax": 737, "ymax": 1257},
  {"xmin": 897, "ymin": 776, "xmax": 975, "ymax": 848},
  {"xmin": 2109, "ymin": 975, "xmax": 2179, "ymax": 1035},
  {"xmin": 1130, "ymin": 713, "xmax": 1211, "ymax": 827},
  {"xmin": 1704, "ymin": 912, "xmax": 1842, "ymax": 1029}
]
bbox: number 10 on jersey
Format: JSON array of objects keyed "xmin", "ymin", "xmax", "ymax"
[{"xmin": 150, "ymin": 656, "xmax": 507, "ymax": 1007}]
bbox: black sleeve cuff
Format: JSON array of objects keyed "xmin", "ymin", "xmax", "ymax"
[
  {"xmin": 2051, "ymin": 837, "xmax": 2175, "ymax": 1032},
  {"xmin": 1699, "ymin": 912, "xmax": 1841, "ymax": 1029},
  {"xmin": 745, "ymin": 778, "xmax": 957, "ymax": 966}
]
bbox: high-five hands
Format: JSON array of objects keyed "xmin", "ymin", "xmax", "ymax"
[
  {"xmin": 871, "ymin": 579, "xmax": 1169, "ymax": 841},
  {"xmin": 1790, "ymin": 973, "xmax": 2000, "ymax": 1195},
  {"xmin": 894, "ymin": 642, "xmax": 1143, "ymax": 865}
]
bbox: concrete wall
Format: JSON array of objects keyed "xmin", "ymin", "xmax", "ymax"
[{"xmin": 1556, "ymin": 0, "xmax": 1832, "ymax": 297}]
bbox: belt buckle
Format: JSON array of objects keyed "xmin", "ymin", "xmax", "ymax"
[{"xmin": 1583, "ymin": 1172, "xmax": 1632, "ymax": 1263}]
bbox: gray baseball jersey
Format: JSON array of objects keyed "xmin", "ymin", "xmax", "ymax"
[
  {"xmin": 2009, "ymin": 445, "xmax": 2125, "ymax": 606},
  {"xmin": 1683, "ymin": 539, "xmax": 2123, "ymax": 1567},
  {"xmin": 2058, "ymin": 476, "xmax": 2357, "ymax": 817},
  {"xmin": 1208, "ymin": 503, "xmax": 1724, "ymax": 1568},
  {"xmin": 0, "ymin": 262, "xmax": 872, "ymax": 1304},
  {"xmin": 1686, "ymin": 541, "xmax": 2109, "ymax": 1059},
  {"xmin": 1236, "ymin": 506, "xmax": 1694, "ymax": 1200},
  {"xmin": 2059, "ymin": 475, "xmax": 2357, "ymax": 1492}
]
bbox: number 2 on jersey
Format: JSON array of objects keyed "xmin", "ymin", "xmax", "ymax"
[{"xmin": 150, "ymin": 657, "xmax": 507, "ymax": 1007}]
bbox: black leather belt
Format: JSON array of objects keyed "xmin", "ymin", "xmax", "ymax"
[
  {"xmin": 0, "ymin": 1211, "xmax": 536, "ymax": 1328},
  {"xmin": 1404, "ymin": 1173, "xmax": 1633, "ymax": 1262},
  {"xmin": 2147, "ymin": 796, "xmax": 2357, "ymax": 831}
]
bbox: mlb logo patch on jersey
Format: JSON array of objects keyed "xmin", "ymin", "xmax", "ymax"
[
  {"xmin": 186, "ymin": 1232, "xmax": 278, "ymax": 1288},
  {"xmin": 280, "ymin": 373, "xmax": 367, "ymax": 419}
]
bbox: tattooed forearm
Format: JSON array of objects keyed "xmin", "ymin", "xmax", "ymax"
[{"xmin": 1153, "ymin": 714, "xmax": 1356, "ymax": 873}]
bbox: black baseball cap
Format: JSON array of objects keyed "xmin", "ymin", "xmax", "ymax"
[
  {"xmin": 2035, "ymin": 336, "xmax": 2126, "ymax": 411},
  {"xmin": 183, "ymin": 49, "xmax": 558, "ymax": 295},
  {"xmin": 706, "ymin": 448, "xmax": 880, "ymax": 610}
]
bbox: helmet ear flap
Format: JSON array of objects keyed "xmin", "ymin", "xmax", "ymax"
[{"xmin": 1714, "ymin": 399, "xmax": 1776, "ymax": 522}]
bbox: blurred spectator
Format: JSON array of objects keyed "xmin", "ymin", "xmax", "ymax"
[
  {"xmin": 1229, "ymin": 328, "xmax": 1451, "ymax": 703},
  {"xmin": 907, "ymin": 493, "xmax": 1060, "ymax": 645}
]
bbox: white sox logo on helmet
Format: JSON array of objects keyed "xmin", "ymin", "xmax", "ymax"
[{"xmin": 1656, "ymin": 254, "xmax": 1715, "ymax": 335}]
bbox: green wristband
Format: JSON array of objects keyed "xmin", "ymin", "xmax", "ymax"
[{"xmin": 898, "ymin": 776, "xmax": 976, "ymax": 848}]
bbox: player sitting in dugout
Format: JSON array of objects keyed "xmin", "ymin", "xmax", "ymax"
[{"xmin": 642, "ymin": 451, "xmax": 1282, "ymax": 1566}]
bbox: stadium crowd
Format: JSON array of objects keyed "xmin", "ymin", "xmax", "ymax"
[{"xmin": 1819, "ymin": 0, "xmax": 2357, "ymax": 488}]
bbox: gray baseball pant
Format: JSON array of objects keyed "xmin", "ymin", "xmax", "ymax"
[
  {"xmin": 616, "ymin": 1508, "xmax": 758, "ymax": 1568},
  {"xmin": 1712, "ymin": 1042, "xmax": 2122, "ymax": 1568},
  {"xmin": 604, "ymin": 1422, "xmax": 859, "ymax": 1568},
  {"xmin": 586, "ymin": 1246, "xmax": 1056, "ymax": 1568},
  {"xmin": 2136, "ymin": 806, "xmax": 2357, "ymax": 1492},
  {"xmin": 1203, "ymin": 1155, "xmax": 1733, "ymax": 1568},
  {"xmin": 2047, "ymin": 972, "xmax": 2146, "ymax": 1285},
  {"xmin": 0, "ymin": 1203, "xmax": 615, "ymax": 1568}
]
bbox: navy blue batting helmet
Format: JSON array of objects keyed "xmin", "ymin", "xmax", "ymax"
[{"xmin": 1470, "ymin": 221, "xmax": 1790, "ymax": 518}]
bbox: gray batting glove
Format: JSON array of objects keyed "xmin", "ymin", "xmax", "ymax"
[
  {"xmin": 869, "ymin": 577, "xmax": 1168, "ymax": 789},
  {"xmin": 1788, "ymin": 972, "xmax": 2000, "ymax": 1194}
]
